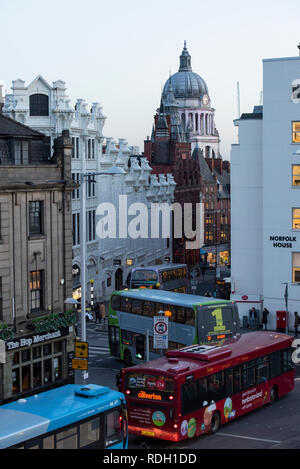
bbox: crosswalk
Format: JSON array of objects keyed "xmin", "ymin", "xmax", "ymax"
[{"xmin": 88, "ymin": 345, "xmax": 110, "ymax": 358}]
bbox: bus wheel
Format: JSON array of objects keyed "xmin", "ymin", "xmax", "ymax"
[
  {"xmin": 124, "ymin": 349, "xmax": 133, "ymax": 366},
  {"xmin": 210, "ymin": 412, "xmax": 221, "ymax": 434},
  {"xmin": 270, "ymin": 386, "xmax": 278, "ymax": 404}
]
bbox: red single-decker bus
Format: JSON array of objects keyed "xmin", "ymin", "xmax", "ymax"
[{"xmin": 121, "ymin": 331, "xmax": 295, "ymax": 441}]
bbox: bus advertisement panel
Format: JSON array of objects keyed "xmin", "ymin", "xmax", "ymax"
[
  {"xmin": 108, "ymin": 289, "xmax": 240, "ymax": 365},
  {"xmin": 0, "ymin": 384, "xmax": 128, "ymax": 449},
  {"xmin": 130, "ymin": 264, "xmax": 188, "ymax": 293},
  {"xmin": 121, "ymin": 332, "xmax": 295, "ymax": 442}
]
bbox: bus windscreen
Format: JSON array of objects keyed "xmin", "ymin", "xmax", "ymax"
[{"xmin": 197, "ymin": 304, "xmax": 240, "ymax": 342}]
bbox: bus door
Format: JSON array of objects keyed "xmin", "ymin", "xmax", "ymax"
[
  {"xmin": 197, "ymin": 304, "xmax": 240, "ymax": 343},
  {"xmin": 109, "ymin": 325, "xmax": 120, "ymax": 357}
]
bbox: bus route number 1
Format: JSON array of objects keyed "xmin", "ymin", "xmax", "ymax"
[{"xmin": 211, "ymin": 308, "xmax": 226, "ymax": 332}]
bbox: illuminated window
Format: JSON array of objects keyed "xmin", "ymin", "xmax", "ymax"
[
  {"xmin": 293, "ymin": 208, "xmax": 300, "ymax": 229},
  {"xmin": 292, "ymin": 122, "xmax": 300, "ymax": 143},
  {"xmin": 292, "ymin": 165, "xmax": 300, "ymax": 186},
  {"xmin": 292, "ymin": 252, "xmax": 300, "ymax": 283}
]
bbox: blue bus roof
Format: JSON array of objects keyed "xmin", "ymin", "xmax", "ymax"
[
  {"xmin": 131, "ymin": 264, "xmax": 186, "ymax": 271},
  {"xmin": 0, "ymin": 384, "xmax": 124, "ymax": 449},
  {"xmin": 113, "ymin": 289, "xmax": 233, "ymax": 307}
]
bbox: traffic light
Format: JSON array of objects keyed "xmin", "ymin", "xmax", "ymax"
[{"xmin": 135, "ymin": 335, "xmax": 144, "ymax": 360}]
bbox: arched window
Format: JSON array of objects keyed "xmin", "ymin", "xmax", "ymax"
[{"xmin": 29, "ymin": 94, "xmax": 49, "ymax": 116}]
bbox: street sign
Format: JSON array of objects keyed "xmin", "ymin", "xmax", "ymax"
[
  {"xmin": 75, "ymin": 341, "xmax": 89, "ymax": 358},
  {"xmin": 153, "ymin": 316, "xmax": 169, "ymax": 349},
  {"xmin": 72, "ymin": 358, "xmax": 88, "ymax": 370}
]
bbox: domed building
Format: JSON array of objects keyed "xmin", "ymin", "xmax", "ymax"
[{"xmin": 161, "ymin": 42, "xmax": 220, "ymax": 158}]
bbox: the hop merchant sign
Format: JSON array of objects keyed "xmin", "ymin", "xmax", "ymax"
[{"xmin": 153, "ymin": 315, "xmax": 169, "ymax": 349}]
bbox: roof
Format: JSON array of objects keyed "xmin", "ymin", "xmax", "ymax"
[
  {"xmin": 126, "ymin": 331, "xmax": 293, "ymax": 376},
  {"xmin": 192, "ymin": 144, "xmax": 214, "ymax": 182},
  {"xmin": 0, "ymin": 113, "xmax": 45, "ymax": 138},
  {"xmin": 0, "ymin": 384, "xmax": 123, "ymax": 448},
  {"xmin": 239, "ymin": 112, "xmax": 263, "ymax": 120},
  {"xmin": 114, "ymin": 288, "xmax": 232, "ymax": 307}
]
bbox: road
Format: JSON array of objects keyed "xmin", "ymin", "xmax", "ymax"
[{"xmin": 75, "ymin": 320, "xmax": 300, "ymax": 450}]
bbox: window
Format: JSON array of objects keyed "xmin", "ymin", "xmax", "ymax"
[
  {"xmin": 111, "ymin": 295, "xmax": 120, "ymax": 311},
  {"xmin": 182, "ymin": 381, "xmax": 199, "ymax": 414},
  {"xmin": 29, "ymin": 201, "xmax": 43, "ymax": 235},
  {"xmin": 292, "ymin": 81, "xmax": 300, "ymax": 102},
  {"xmin": 120, "ymin": 296, "xmax": 131, "ymax": 313},
  {"xmin": 29, "ymin": 270, "xmax": 43, "ymax": 312},
  {"xmin": 233, "ymin": 366, "xmax": 242, "ymax": 394},
  {"xmin": 105, "ymin": 410, "xmax": 122, "ymax": 447},
  {"xmin": 292, "ymin": 208, "xmax": 300, "ymax": 230},
  {"xmin": 225, "ymin": 368, "xmax": 233, "ymax": 395},
  {"xmin": 143, "ymin": 301, "xmax": 155, "ymax": 317},
  {"xmin": 292, "ymin": 252, "xmax": 300, "ymax": 283},
  {"xmin": 242, "ymin": 360, "xmax": 256, "ymax": 389},
  {"xmin": 87, "ymin": 210, "xmax": 96, "ymax": 241},
  {"xmin": 131, "ymin": 299, "xmax": 143, "ymax": 315},
  {"xmin": 256, "ymin": 356, "xmax": 269, "ymax": 383},
  {"xmin": 87, "ymin": 175, "xmax": 96, "ymax": 198},
  {"xmin": 56, "ymin": 426, "xmax": 78, "ymax": 449},
  {"xmin": 208, "ymin": 371, "xmax": 225, "ymax": 401},
  {"xmin": 71, "ymin": 137, "xmax": 75, "ymax": 159},
  {"xmin": 292, "ymin": 165, "xmax": 300, "ymax": 186},
  {"xmin": 72, "ymin": 173, "xmax": 80, "ymax": 199},
  {"xmin": 282, "ymin": 348, "xmax": 294, "ymax": 372},
  {"xmin": 72, "ymin": 213, "xmax": 80, "ymax": 246},
  {"xmin": 15, "ymin": 140, "xmax": 29, "ymax": 164},
  {"xmin": 29, "ymin": 94, "xmax": 49, "ymax": 116},
  {"xmin": 80, "ymin": 417, "xmax": 100, "ymax": 448},
  {"xmin": 292, "ymin": 122, "xmax": 300, "ymax": 143}
]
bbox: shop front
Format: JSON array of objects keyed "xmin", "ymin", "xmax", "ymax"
[{"xmin": 0, "ymin": 320, "xmax": 76, "ymax": 404}]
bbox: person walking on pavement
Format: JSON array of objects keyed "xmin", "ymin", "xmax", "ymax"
[
  {"xmin": 95, "ymin": 302, "xmax": 101, "ymax": 324},
  {"xmin": 100, "ymin": 301, "xmax": 106, "ymax": 328},
  {"xmin": 262, "ymin": 307, "xmax": 269, "ymax": 330},
  {"xmin": 294, "ymin": 312, "xmax": 300, "ymax": 337}
]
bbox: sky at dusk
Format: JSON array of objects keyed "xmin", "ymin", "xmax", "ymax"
[{"xmin": 1, "ymin": 0, "xmax": 300, "ymax": 160}]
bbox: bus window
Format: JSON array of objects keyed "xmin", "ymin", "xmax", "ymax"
[
  {"xmin": 120, "ymin": 297, "xmax": 131, "ymax": 313},
  {"xmin": 182, "ymin": 381, "xmax": 199, "ymax": 414},
  {"xmin": 155, "ymin": 303, "xmax": 165, "ymax": 313},
  {"xmin": 105, "ymin": 409, "xmax": 122, "ymax": 448},
  {"xmin": 242, "ymin": 360, "xmax": 256, "ymax": 390},
  {"xmin": 282, "ymin": 348, "xmax": 294, "ymax": 372},
  {"xmin": 42, "ymin": 435, "xmax": 54, "ymax": 449},
  {"xmin": 256, "ymin": 356, "xmax": 269, "ymax": 384},
  {"xmin": 111, "ymin": 295, "xmax": 120, "ymax": 311},
  {"xmin": 131, "ymin": 299, "xmax": 143, "ymax": 315},
  {"xmin": 270, "ymin": 351, "xmax": 282, "ymax": 378},
  {"xmin": 185, "ymin": 308, "xmax": 195, "ymax": 325},
  {"xmin": 143, "ymin": 301, "xmax": 155, "ymax": 317},
  {"xmin": 225, "ymin": 368, "xmax": 233, "ymax": 395},
  {"xmin": 176, "ymin": 306, "xmax": 186, "ymax": 323},
  {"xmin": 198, "ymin": 378, "xmax": 208, "ymax": 405},
  {"xmin": 56, "ymin": 426, "xmax": 78, "ymax": 449},
  {"xmin": 79, "ymin": 417, "xmax": 101, "ymax": 448},
  {"xmin": 233, "ymin": 366, "xmax": 242, "ymax": 394},
  {"xmin": 208, "ymin": 372, "xmax": 225, "ymax": 401}
]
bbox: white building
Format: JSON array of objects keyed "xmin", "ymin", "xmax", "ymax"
[
  {"xmin": 2, "ymin": 76, "xmax": 175, "ymax": 302},
  {"xmin": 231, "ymin": 50, "xmax": 300, "ymax": 330}
]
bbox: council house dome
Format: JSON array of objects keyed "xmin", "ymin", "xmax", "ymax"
[{"xmin": 162, "ymin": 42, "xmax": 209, "ymax": 101}]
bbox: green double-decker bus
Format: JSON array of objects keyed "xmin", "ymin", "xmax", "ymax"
[{"xmin": 108, "ymin": 289, "xmax": 240, "ymax": 365}]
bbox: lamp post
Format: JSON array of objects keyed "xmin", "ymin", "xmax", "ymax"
[{"xmin": 80, "ymin": 166, "xmax": 125, "ymax": 379}]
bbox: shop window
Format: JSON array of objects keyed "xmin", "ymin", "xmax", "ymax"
[
  {"xmin": 44, "ymin": 358, "xmax": 52, "ymax": 384},
  {"xmin": 33, "ymin": 362, "xmax": 42, "ymax": 387},
  {"xmin": 292, "ymin": 165, "xmax": 300, "ymax": 186},
  {"xmin": 292, "ymin": 122, "xmax": 300, "ymax": 143},
  {"xmin": 292, "ymin": 252, "xmax": 300, "ymax": 283},
  {"xmin": 12, "ymin": 369, "xmax": 20, "ymax": 394},
  {"xmin": 292, "ymin": 208, "xmax": 300, "ymax": 229},
  {"xmin": 22, "ymin": 365, "xmax": 31, "ymax": 391}
]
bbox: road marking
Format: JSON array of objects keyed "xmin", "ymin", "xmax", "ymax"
[{"xmin": 218, "ymin": 433, "xmax": 281, "ymax": 444}]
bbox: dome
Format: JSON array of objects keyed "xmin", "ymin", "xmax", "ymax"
[{"xmin": 162, "ymin": 42, "xmax": 209, "ymax": 100}]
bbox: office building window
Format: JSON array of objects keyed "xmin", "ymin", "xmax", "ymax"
[
  {"xmin": 29, "ymin": 201, "xmax": 43, "ymax": 235},
  {"xmin": 72, "ymin": 213, "xmax": 80, "ymax": 246},
  {"xmin": 29, "ymin": 270, "xmax": 43, "ymax": 313},
  {"xmin": 292, "ymin": 252, "xmax": 300, "ymax": 283},
  {"xmin": 29, "ymin": 94, "xmax": 49, "ymax": 116},
  {"xmin": 76, "ymin": 137, "xmax": 80, "ymax": 159},
  {"xmin": 292, "ymin": 122, "xmax": 300, "ymax": 143},
  {"xmin": 87, "ymin": 175, "xmax": 96, "ymax": 198},
  {"xmin": 292, "ymin": 166, "xmax": 300, "ymax": 186},
  {"xmin": 86, "ymin": 210, "xmax": 96, "ymax": 241},
  {"xmin": 293, "ymin": 208, "xmax": 300, "ymax": 230},
  {"xmin": 72, "ymin": 173, "xmax": 80, "ymax": 200}
]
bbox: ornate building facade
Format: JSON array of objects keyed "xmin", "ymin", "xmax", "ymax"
[
  {"xmin": 144, "ymin": 43, "xmax": 230, "ymax": 270},
  {"xmin": 3, "ymin": 77, "xmax": 175, "ymax": 302}
]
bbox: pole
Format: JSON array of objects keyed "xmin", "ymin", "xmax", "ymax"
[
  {"xmin": 80, "ymin": 173, "xmax": 88, "ymax": 380},
  {"xmin": 283, "ymin": 283, "xmax": 288, "ymax": 334}
]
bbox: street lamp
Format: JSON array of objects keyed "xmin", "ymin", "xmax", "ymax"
[{"xmin": 80, "ymin": 166, "xmax": 125, "ymax": 379}]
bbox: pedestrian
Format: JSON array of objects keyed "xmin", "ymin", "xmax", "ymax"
[
  {"xmin": 95, "ymin": 302, "xmax": 101, "ymax": 324},
  {"xmin": 249, "ymin": 307, "xmax": 257, "ymax": 329},
  {"xmin": 100, "ymin": 301, "xmax": 106, "ymax": 326},
  {"xmin": 294, "ymin": 312, "xmax": 300, "ymax": 337},
  {"xmin": 262, "ymin": 307, "xmax": 269, "ymax": 330}
]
